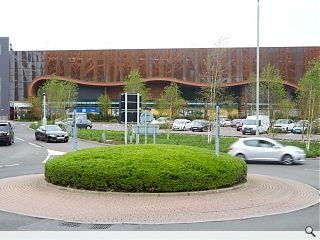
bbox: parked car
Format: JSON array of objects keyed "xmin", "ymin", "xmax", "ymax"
[
  {"xmin": 191, "ymin": 119, "xmax": 210, "ymax": 132},
  {"xmin": 0, "ymin": 122, "xmax": 14, "ymax": 145},
  {"xmin": 232, "ymin": 119, "xmax": 244, "ymax": 131},
  {"xmin": 172, "ymin": 119, "xmax": 192, "ymax": 131},
  {"xmin": 228, "ymin": 137, "xmax": 305, "ymax": 165},
  {"xmin": 292, "ymin": 120, "xmax": 309, "ymax": 134},
  {"xmin": 56, "ymin": 118, "xmax": 92, "ymax": 129},
  {"xmin": 151, "ymin": 117, "xmax": 170, "ymax": 125},
  {"xmin": 35, "ymin": 125, "xmax": 69, "ymax": 143},
  {"xmin": 220, "ymin": 118, "xmax": 232, "ymax": 127},
  {"xmin": 272, "ymin": 119, "xmax": 295, "ymax": 132}
]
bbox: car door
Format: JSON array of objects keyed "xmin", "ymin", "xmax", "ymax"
[
  {"xmin": 242, "ymin": 139, "xmax": 261, "ymax": 160},
  {"xmin": 255, "ymin": 139, "xmax": 281, "ymax": 161},
  {"xmin": 37, "ymin": 126, "xmax": 46, "ymax": 140}
]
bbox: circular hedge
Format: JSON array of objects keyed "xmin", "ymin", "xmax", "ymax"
[{"xmin": 45, "ymin": 144, "xmax": 247, "ymax": 193}]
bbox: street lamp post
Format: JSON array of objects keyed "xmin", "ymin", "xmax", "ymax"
[
  {"xmin": 256, "ymin": 0, "xmax": 260, "ymax": 136},
  {"xmin": 42, "ymin": 93, "xmax": 47, "ymax": 126}
]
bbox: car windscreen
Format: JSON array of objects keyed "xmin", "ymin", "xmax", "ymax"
[
  {"xmin": 193, "ymin": 121, "xmax": 207, "ymax": 126},
  {"xmin": 276, "ymin": 119, "xmax": 288, "ymax": 124},
  {"xmin": 0, "ymin": 125, "xmax": 8, "ymax": 131},
  {"xmin": 244, "ymin": 120, "xmax": 256, "ymax": 125},
  {"xmin": 45, "ymin": 125, "xmax": 62, "ymax": 131},
  {"xmin": 174, "ymin": 120, "xmax": 186, "ymax": 124}
]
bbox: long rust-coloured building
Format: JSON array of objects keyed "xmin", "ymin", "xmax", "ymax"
[{"xmin": 8, "ymin": 47, "xmax": 320, "ymax": 112}]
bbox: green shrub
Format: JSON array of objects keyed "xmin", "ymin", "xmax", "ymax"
[
  {"xmin": 45, "ymin": 144, "xmax": 247, "ymax": 193},
  {"xmin": 76, "ymin": 129, "xmax": 320, "ymax": 158}
]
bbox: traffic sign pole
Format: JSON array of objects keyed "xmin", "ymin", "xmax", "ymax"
[{"xmin": 124, "ymin": 93, "xmax": 128, "ymax": 144}]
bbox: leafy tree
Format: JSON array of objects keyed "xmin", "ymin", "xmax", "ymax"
[
  {"xmin": 156, "ymin": 82, "xmax": 186, "ymax": 120},
  {"xmin": 38, "ymin": 75, "xmax": 78, "ymax": 120},
  {"xmin": 260, "ymin": 65, "xmax": 286, "ymax": 124},
  {"xmin": 155, "ymin": 82, "xmax": 186, "ymax": 140},
  {"xmin": 297, "ymin": 58, "xmax": 320, "ymax": 149},
  {"xmin": 98, "ymin": 94, "xmax": 111, "ymax": 117},
  {"xmin": 28, "ymin": 96, "xmax": 42, "ymax": 119},
  {"xmin": 124, "ymin": 69, "xmax": 150, "ymax": 103},
  {"xmin": 247, "ymin": 65, "xmax": 286, "ymax": 126},
  {"xmin": 197, "ymin": 40, "xmax": 227, "ymax": 144}
]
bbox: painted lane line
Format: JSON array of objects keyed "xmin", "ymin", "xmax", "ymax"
[
  {"xmin": 4, "ymin": 164, "xmax": 20, "ymax": 167},
  {"xmin": 28, "ymin": 142, "xmax": 42, "ymax": 148},
  {"xmin": 42, "ymin": 149, "xmax": 67, "ymax": 164},
  {"xmin": 304, "ymin": 169, "xmax": 320, "ymax": 172},
  {"xmin": 16, "ymin": 137, "xmax": 25, "ymax": 142}
]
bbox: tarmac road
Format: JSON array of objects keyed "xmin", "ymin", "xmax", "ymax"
[{"xmin": 0, "ymin": 122, "xmax": 318, "ymax": 231}]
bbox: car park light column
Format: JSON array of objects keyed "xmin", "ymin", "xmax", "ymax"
[
  {"xmin": 256, "ymin": 0, "xmax": 260, "ymax": 136},
  {"xmin": 42, "ymin": 93, "xmax": 47, "ymax": 126}
]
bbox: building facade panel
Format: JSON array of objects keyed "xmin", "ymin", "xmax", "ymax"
[{"xmin": 6, "ymin": 47, "xmax": 320, "ymax": 103}]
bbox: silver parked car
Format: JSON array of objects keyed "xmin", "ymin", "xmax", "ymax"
[{"xmin": 228, "ymin": 137, "xmax": 305, "ymax": 165}]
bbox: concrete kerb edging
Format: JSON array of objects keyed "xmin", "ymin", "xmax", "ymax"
[{"xmin": 43, "ymin": 177, "xmax": 249, "ymax": 197}]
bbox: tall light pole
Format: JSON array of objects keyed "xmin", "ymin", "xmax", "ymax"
[
  {"xmin": 256, "ymin": 0, "xmax": 260, "ymax": 136},
  {"xmin": 42, "ymin": 93, "xmax": 47, "ymax": 126}
]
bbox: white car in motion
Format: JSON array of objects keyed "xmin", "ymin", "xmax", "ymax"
[
  {"xmin": 228, "ymin": 137, "xmax": 305, "ymax": 165},
  {"xmin": 172, "ymin": 119, "xmax": 192, "ymax": 131}
]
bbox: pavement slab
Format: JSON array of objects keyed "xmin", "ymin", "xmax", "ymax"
[{"xmin": 0, "ymin": 174, "xmax": 318, "ymax": 224}]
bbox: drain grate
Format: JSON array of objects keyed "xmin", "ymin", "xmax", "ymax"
[
  {"xmin": 59, "ymin": 221, "xmax": 81, "ymax": 228},
  {"xmin": 89, "ymin": 224, "xmax": 112, "ymax": 230}
]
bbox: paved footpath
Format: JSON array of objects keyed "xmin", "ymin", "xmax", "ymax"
[{"xmin": 0, "ymin": 174, "xmax": 318, "ymax": 224}]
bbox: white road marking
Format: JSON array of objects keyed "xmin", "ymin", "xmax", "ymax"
[
  {"xmin": 28, "ymin": 142, "xmax": 42, "ymax": 148},
  {"xmin": 16, "ymin": 137, "xmax": 25, "ymax": 142},
  {"xmin": 42, "ymin": 149, "xmax": 67, "ymax": 163},
  {"xmin": 304, "ymin": 169, "xmax": 320, "ymax": 172},
  {"xmin": 4, "ymin": 164, "xmax": 20, "ymax": 167}
]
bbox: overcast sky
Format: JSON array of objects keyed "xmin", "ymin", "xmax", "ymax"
[{"xmin": 1, "ymin": 0, "xmax": 319, "ymax": 50}]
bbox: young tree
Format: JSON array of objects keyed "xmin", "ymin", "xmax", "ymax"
[
  {"xmin": 38, "ymin": 75, "xmax": 78, "ymax": 120},
  {"xmin": 97, "ymin": 94, "xmax": 111, "ymax": 117},
  {"xmin": 197, "ymin": 40, "xmax": 227, "ymax": 143},
  {"xmin": 124, "ymin": 69, "xmax": 150, "ymax": 103},
  {"xmin": 297, "ymin": 58, "xmax": 320, "ymax": 149},
  {"xmin": 155, "ymin": 82, "xmax": 186, "ymax": 139},
  {"xmin": 156, "ymin": 82, "xmax": 186, "ymax": 120},
  {"xmin": 27, "ymin": 96, "xmax": 42, "ymax": 120},
  {"xmin": 260, "ymin": 65, "xmax": 286, "ymax": 131}
]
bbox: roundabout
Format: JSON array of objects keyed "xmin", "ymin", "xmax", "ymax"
[{"xmin": 0, "ymin": 174, "xmax": 317, "ymax": 224}]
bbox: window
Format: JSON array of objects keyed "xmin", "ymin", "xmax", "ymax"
[
  {"xmin": 244, "ymin": 139, "xmax": 259, "ymax": 147},
  {"xmin": 258, "ymin": 140, "xmax": 274, "ymax": 148}
]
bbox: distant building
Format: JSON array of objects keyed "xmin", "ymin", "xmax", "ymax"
[{"xmin": 2, "ymin": 41, "xmax": 320, "ymax": 117}]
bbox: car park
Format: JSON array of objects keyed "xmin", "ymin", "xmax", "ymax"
[
  {"xmin": 172, "ymin": 119, "xmax": 192, "ymax": 131},
  {"xmin": 191, "ymin": 119, "xmax": 210, "ymax": 132},
  {"xmin": 292, "ymin": 120, "xmax": 309, "ymax": 134},
  {"xmin": 228, "ymin": 137, "xmax": 305, "ymax": 165},
  {"xmin": 272, "ymin": 119, "xmax": 295, "ymax": 132},
  {"xmin": 35, "ymin": 125, "xmax": 69, "ymax": 142},
  {"xmin": 0, "ymin": 122, "xmax": 14, "ymax": 145}
]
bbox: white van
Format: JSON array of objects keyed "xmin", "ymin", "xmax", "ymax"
[{"xmin": 242, "ymin": 115, "xmax": 270, "ymax": 135}]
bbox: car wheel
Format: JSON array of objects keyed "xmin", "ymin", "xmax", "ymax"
[
  {"xmin": 282, "ymin": 154, "xmax": 294, "ymax": 165},
  {"xmin": 86, "ymin": 125, "xmax": 91, "ymax": 129},
  {"xmin": 45, "ymin": 136, "xmax": 50, "ymax": 143},
  {"xmin": 64, "ymin": 139, "xmax": 69, "ymax": 143},
  {"xmin": 7, "ymin": 138, "xmax": 12, "ymax": 146},
  {"xmin": 236, "ymin": 153, "xmax": 246, "ymax": 160}
]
